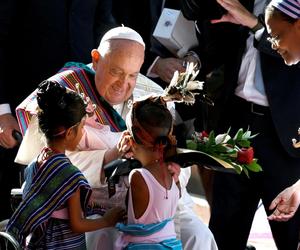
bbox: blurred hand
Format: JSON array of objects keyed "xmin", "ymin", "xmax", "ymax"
[
  {"xmin": 211, "ymin": 0, "xmax": 257, "ymax": 28},
  {"xmin": 103, "ymin": 207, "xmax": 127, "ymax": 226},
  {"xmin": 184, "ymin": 56, "xmax": 200, "ymax": 71},
  {"xmin": 168, "ymin": 162, "xmax": 181, "ymax": 183},
  {"xmin": 268, "ymin": 181, "xmax": 300, "ymax": 221},
  {"xmin": 152, "ymin": 58, "xmax": 186, "ymax": 84},
  {"xmin": 0, "ymin": 113, "xmax": 20, "ymax": 148}
]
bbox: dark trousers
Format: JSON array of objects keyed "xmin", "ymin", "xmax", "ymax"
[
  {"xmin": 0, "ymin": 147, "xmax": 22, "ymax": 221},
  {"xmin": 209, "ymin": 96, "xmax": 300, "ymax": 250}
]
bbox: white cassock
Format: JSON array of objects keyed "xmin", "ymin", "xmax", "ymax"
[{"xmin": 15, "ymin": 73, "xmax": 218, "ymax": 250}]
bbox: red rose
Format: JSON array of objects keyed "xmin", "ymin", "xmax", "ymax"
[
  {"xmin": 237, "ymin": 147, "xmax": 254, "ymax": 164},
  {"xmin": 201, "ymin": 130, "xmax": 209, "ymax": 138}
]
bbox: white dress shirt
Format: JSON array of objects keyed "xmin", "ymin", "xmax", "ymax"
[
  {"xmin": 0, "ymin": 104, "xmax": 11, "ymax": 115},
  {"xmin": 235, "ymin": 0, "xmax": 269, "ymax": 106}
]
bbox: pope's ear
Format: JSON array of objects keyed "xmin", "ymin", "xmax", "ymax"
[{"xmin": 91, "ymin": 49, "xmax": 100, "ymax": 70}]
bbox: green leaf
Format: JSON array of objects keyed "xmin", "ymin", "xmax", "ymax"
[
  {"xmin": 245, "ymin": 159, "xmax": 263, "ymax": 172},
  {"xmin": 231, "ymin": 162, "xmax": 242, "ymax": 174},
  {"xmin": 226, "ymin": 138, "xmax": 235, "ymax": 147},
  {"xmin": 241, "ymin": 127, "xmax": 259, "ymax": 140},
  {"xmin": 213, "ymin": 144, "xmax": 229, "ymax": 153},
  {"xmin": 233, "ymin": 128, "xmax": 244, "ymax": 141},
  {"xmin": 186, "ymin": 140, "xmax": 197, "ymax": 150},
  {"xmin": 237, "ymin": 140, "xmax": 251, "ymax": 148},
  {"xmin": 243, "ymin": 166, "xmax": 250, "ymax": 178},
  {"xmin": 207, "ymin": 131, "xmax": 216, "ymax": 147}
]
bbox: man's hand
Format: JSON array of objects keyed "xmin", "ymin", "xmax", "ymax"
[
  {"xmin": 0, "ymin": 113, "xmax": 20, "ymax": 148},
  {"xmin": 268, "ymin": 180, "xmax": 300, "ymax": 221},
  {"xmin": 152, "ymin": 58, "xmax": 186, "ymax": 84},
  {"xmin": 211, "ymin": 0, "xmax": 258, "ymax": 28}
]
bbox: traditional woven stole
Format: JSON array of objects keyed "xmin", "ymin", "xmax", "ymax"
[
  {"xmin": 6, "ymin": 154, "xmax": 91, "ymax": 244},
  {"xmin": 16, "ymin": 62, "xmax": 126, "ymax": 135},
  {"xmin": 16, "ymin": 90, "xmax": 38, "ymax": 135},
  {"xmin": 52, "ymin": 62, "xmax": 126, "ymax": 132}
]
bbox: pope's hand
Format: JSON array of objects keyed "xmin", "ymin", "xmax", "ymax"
[
  {"xmin": 117, "ymin": 131, "xmax": 133, "ymax": 158},
  {"xmin": 0, "ymin": 114, "xmax": 20, "ymax": 148}
]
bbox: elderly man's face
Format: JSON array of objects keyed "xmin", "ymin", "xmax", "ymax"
[
  {"xmin": 92, "ymin": 40, "xmax": 144, "ymax": 105},
  {"xmin": 266, "ymin": 13, "xmax": 300, "ymax": 65}
]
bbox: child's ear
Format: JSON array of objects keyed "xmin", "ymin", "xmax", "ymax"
[{"xmin": 65, "ymin": 127, "xmax": 75, "ymax": 140}]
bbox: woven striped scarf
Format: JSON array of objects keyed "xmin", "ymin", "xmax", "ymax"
[{"xmin": 6, "ymin": 154, "xmax": 91, "ymax": 244}]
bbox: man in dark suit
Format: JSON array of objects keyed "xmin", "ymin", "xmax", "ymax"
[
  {"xmin": 0, "ymin": 0, "xmax": 116, "ymax": 221},
  {"xmin": 181, "ymin": 0, "xmax": 300, "ymax": 249}
]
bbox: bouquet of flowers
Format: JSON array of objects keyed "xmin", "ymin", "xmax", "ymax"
[
  {"xmin": 186, "ymin": 128, "xmax": 263, "ymax": 176},
  {"xmin": 162, "ymin": 62, "xmax": 262, "ymax": 176}
]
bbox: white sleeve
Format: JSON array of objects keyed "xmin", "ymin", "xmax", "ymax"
[
  {"xmin": 178, "ymin": 167, "xmax": 191, "ymax": 189},
  {"xmin": 0, "ymin": 103, "xmax": 11, "ymax": 115},
  {"xmin": 67, "ymin": 149, "xmax": 107, "ymax": 188},
  {"xmin": 15, "ymin": 116, "xmax": 45, "ymax": 165}
]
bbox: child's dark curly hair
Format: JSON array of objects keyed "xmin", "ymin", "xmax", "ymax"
[
  {"xmin": 37, "ymin": 80, "xmax": 86, "ymax": 140},
  {"xmin": 127, "ymin": 97, "xmax": 177, "ymax": 160}
]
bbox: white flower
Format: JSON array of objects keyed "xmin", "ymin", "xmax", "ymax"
[
  {"xmin": 169, "ymin": 70, "xmax": 179, "ymax": 88},
  {"xmin": 186, "ymin": 80, "xmax": 203, "ymax": 91},
  {"xmin": 243, "ymin": 131, "xmax": 252, "ymax": 138},
  {"xmin": 215, "ymin": 134, "xmax": 231, "ymax": 144}
]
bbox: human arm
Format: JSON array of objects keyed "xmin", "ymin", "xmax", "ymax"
[
  {"xmin": 212, "ymin": 0, "xmax": 283, "ymax": 59},
  {"xmin": 68, "ymin": 188, "xmax": 126, "ymax": 232},
  {"xmin": 100, "ymin": 131, "xmax": 134, "ymax": 182},
  {"xmin": 268, "ymin": 180, "xmax": 300, "ymax": 221},
  {"xmin": 103, "ymin": 146, "xmax": 121, "ymax": 165},
  {"xmin": 103, "ymin": 131, "xmax": 133, "ymax": 165},
  {"xmin": 210, "ymin": 0, "xmax": 258, "ymax": 29},
  {"xmin": 181, "ymin": 0, "xmax": 227, "ymax": 22},
  {"xmin": 103, "ymin": 131, "xmax": 132, "ymax": 165}
]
